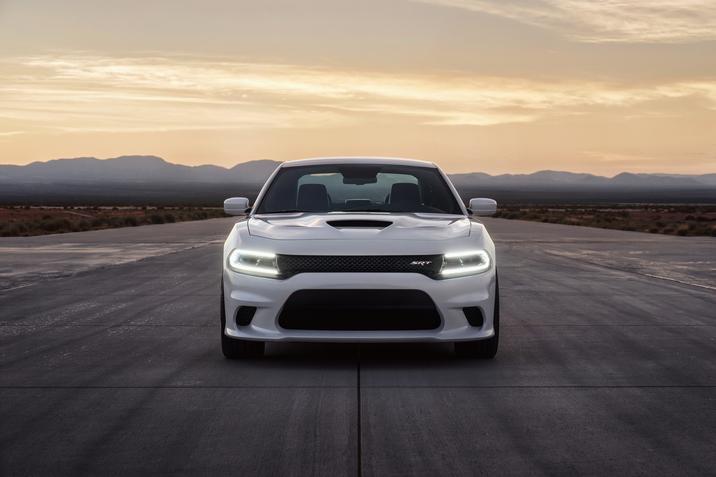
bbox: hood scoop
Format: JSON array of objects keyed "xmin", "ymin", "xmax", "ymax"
[{"xmin": 326, "ymin": 219, "xmax": 393, "ymax": 229}]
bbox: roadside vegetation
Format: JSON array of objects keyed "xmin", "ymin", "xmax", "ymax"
[
  {"xmin": 494, "ymin": 204, "xmax": 716, "ymax": 237},
  {"xmin": 0, "ymin": 206, "xmax": 227, "ymax": 237},
  {"xmin": 4, "ymin": 204, "xmax": 715, "ymax": 237}
]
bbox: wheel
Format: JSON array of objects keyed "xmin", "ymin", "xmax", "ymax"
[
  {"xmin": 455, "ymin": 275, "xmax": 499, "ymax": 359},
  {"xmin": 221, "ymin": 279, "xmax": 265, "ymax": 359}
]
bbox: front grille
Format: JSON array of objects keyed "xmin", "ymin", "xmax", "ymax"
[
  {"xmin": 278, "ymin": 289, "xmax": 441, "ymax": 331},
  {"xmin": 276, "ymin": 254, "xmax": 442, "ymax": 278}
]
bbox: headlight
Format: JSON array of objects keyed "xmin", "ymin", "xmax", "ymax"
[
  {"xmin": 440, "ymin": 250, "xmax": 491, "ymax": 278},
  {"xmin": 227, "ymin": 249, "xmax": 280, "ymax": 278}
]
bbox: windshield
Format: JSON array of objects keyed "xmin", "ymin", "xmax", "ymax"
[{"xmin": 255, "ymin": 164, "xmax": 463, "ymax": 214}]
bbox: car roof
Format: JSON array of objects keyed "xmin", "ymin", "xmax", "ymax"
[{"xmin": 280, "ymin": 156, "xmax": 437, "ymax": 168}]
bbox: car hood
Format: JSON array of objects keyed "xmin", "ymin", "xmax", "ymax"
[{"xmin": 247, "ymin": 213, "xmax": 471, "ymax": 240}]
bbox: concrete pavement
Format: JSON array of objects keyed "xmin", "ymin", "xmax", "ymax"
[{"xmin": 1, "ymin": 218, "xmax": 715, "ymax": 475}]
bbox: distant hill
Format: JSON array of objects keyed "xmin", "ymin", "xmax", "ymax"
[
  {"xmin": 0, "ymin": 155, "xmax": 280, "ymax": 184},
  {"xmin": 1, "ymin": 155, "xmax": 714, "ymax": 188},
  {"xmin": 0, "ymin": 155, "xmax": 714, "ymax": 205},
  {"xmin": 448, "ymin": 170, "xmax": 715, "ymax": 188}
]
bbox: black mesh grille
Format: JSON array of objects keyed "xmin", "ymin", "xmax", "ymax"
[{"xmin": 276, "ymin": 254, "xmax": 442, "ymax": 278}]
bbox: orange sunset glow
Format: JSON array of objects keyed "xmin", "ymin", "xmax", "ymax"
[{"xmin": 1, "ymin": 0, "xmax": 715, "ymax": 174}]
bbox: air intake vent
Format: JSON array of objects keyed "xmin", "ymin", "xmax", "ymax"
[
  {"xmin": 278, "ymin": 290, "xmax": 441, "ymax": 331},
  {"xmin": 463, "ymin": 307, "xmax": 484, "ymax": 327},
  {"xmin": 235, "ymin": 306, "xmax": 257, "ymax": 326},
  {"xmin": 326, "ymin": 220, "xmax": 392, "ymax": 229}
]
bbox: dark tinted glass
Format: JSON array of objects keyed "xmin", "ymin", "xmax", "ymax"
[{"xmin": 255, "ymin": 164, "xmax": 462, "ymax": 214}]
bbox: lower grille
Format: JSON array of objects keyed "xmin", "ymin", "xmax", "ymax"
[
  {"xmin": 276, "ymin": 254, "xmax": 442, "ymax": 278},
  {"xmin": 278, "ymin": 289, "xmax": 441, "ymax": 331}
]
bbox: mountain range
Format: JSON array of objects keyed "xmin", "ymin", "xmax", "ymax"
[
  {"xmin": 0, "ymin": 155, "xmax": 279, "ymax": 185},
  {"xmin": 1, "ymin": 155, "xmax": 714, "ymax": 188}
]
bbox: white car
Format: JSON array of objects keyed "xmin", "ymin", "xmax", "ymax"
[{"xmin": 221, "ymin": 157, "xmax": 499, "ymax": 358}]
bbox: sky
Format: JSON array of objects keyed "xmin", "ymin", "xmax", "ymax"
[{"xmin": 0, "ymin": 0, "xmax": 715, "ymax": 175}]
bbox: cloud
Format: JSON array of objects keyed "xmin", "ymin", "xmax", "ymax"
[
  {"xmin": 0, "ymin": 54, "xmax": 714, "ymax": 134},
  {"xmin": 413, "ymin": 0, "xmax": 716, "ymax": 43}
]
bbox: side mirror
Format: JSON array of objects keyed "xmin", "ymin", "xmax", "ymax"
[
  {"xmin": 468, "ymin": 198, "xmax": 497, "ymax": 216},
  {"xmin": 224, "ymin": 197, "xmax": 250, "ymax": 216}
]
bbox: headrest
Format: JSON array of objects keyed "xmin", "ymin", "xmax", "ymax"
[
  {"xmin": 389, "ymin": 183, "xmax": 420, "ymax": 207},
  {"xmin": 297, "ymin": 183, "xmax": 330, "ymax": 211}
]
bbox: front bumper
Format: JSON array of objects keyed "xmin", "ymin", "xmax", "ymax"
[{"xmin": 222, "ymin": 269, "xmax": 496, "ymax": 342}]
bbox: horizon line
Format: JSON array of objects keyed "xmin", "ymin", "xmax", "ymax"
[{"xmin": 2, "ymin": 154, "xmax": 714, "ymax": 178}]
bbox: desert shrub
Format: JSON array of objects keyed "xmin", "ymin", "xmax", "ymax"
[
  {"xmin": 150, "ymin": 214, "xmax": 165, "ymax": 224},
  {"xmin": 1, "ymin": 223, "xmax": 28, "ymax": 236},
  {"xmin": 163, "ymin": 213, "xmax": 175, "ymax": 223},
  {"xmin": 124, "ymin": 216, "xmax": 139, "ymax": 226},
  {"xmin": 40, "ymin": 218, "xmax": 71, "ymax": 232}
]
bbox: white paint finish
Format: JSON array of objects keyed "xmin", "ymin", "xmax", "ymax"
[
  {"xmin": 223, "ymin": 270, "xmax": 496, "ymax": 342},
  {"xmin": 280, "ymin": 156, "xmax": 436, "ymax": 168},
  {"xmin": 469, "ymin": 198, "xmax": 497, "ymax": 216},
  {"xmin": 223, "ymin": 197, "xmax": 250, "ymax": 216},
  {"xmin": 223, "ymin": 159, "xmax": 497, "ymax": 343},
  {"xmin": 248, "ymin": 213, "xmax": 471, "ymax": 241}
]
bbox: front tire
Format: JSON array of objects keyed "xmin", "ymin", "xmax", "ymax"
[
  {"xmin": 455, "ymin": 275, "xmax": 499, "ymax": 359},
  {"xmin": 221, "ymin": 279, "xmax": 265, "ymax": 359}
]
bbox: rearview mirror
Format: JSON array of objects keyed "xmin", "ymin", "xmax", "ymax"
[
  {"xmin": 224, "ymin": 197, "xmax": 250, "ymax": 216},
  {"xmin": 468, "ymin": 198, "xmax": 497, "ymax": 216},
  {"xmin": 340, "ymin": 165, "xmax": 379, "ymax": 184}
]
